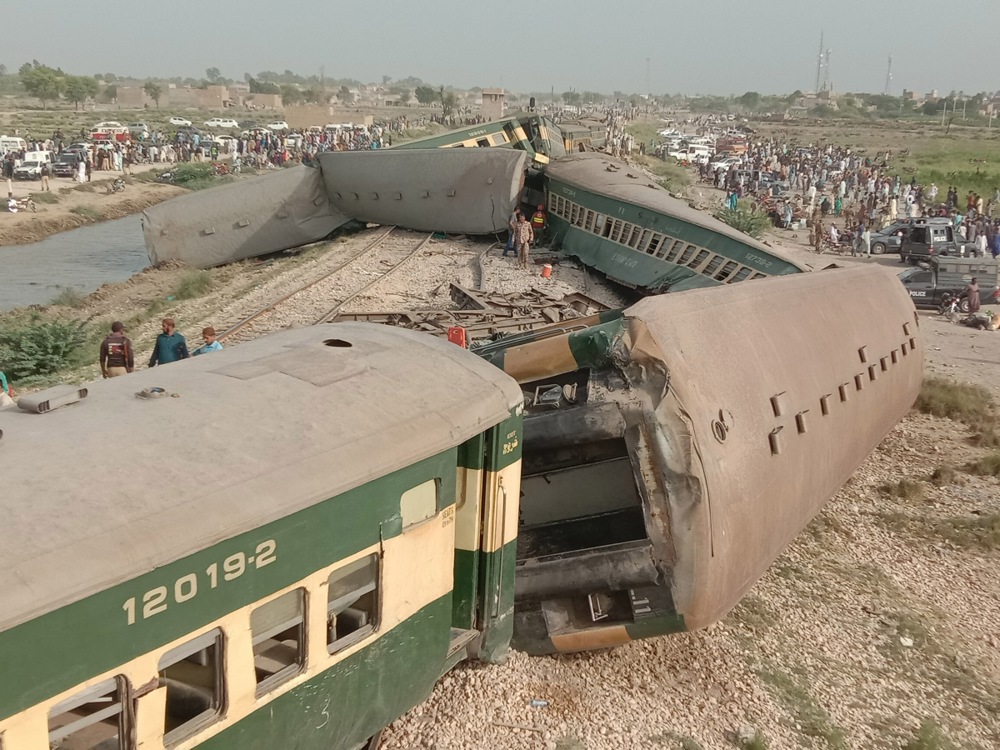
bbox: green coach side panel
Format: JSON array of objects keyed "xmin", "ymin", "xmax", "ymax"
[
  {"xmin": 0, "ymin": 451, "xmax": 457, "ymax": 721},
  {"xmin": 195, "ymin": 596, "xmax": 452, "ymax": 750}
]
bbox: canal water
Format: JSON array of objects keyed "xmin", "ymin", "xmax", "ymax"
[{"xmin": 0, "ymin": 216, "xmax": 148, "ymax": 312}]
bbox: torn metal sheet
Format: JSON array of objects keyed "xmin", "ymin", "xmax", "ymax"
[
  {"xmin": 318, "ymin": 149, "xmax": 527, "ymax": 235},
  {"xmin": 143, "ymin": 166, "xmax": 351, "ymax": 268}
]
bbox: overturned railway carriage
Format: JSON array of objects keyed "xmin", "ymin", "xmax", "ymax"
[
  {"xmin": 476, "ymin": 267, "xmax": 923, "ymax": 653},
  {"xmin": 391, "ymin": 113, "xmax": 566, "ymax": 168},
  {"xmin": 0, "ymin": 326, "xmax": 523, "ymax": 750},
  {"xmin": 545, "ymin": 153, "xmax": 807, "ymax": 293}
]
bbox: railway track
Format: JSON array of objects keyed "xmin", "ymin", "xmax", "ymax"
[{"xmin": 218, "ymin": 228, "xmax": 432, "ymax": 344}]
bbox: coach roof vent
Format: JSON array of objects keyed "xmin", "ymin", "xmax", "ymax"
[
  {"xmin": 323, "ymin": 339, "xmax": 353, "ymax": 348},
  {"xmin": 17, "ymin": 385, "xmax": 88, "ymax": 414}
]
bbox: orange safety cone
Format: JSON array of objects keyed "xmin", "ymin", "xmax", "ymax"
[{"xmin": 541, "ymin": 263, "xmax": 552, "ymax": 278}]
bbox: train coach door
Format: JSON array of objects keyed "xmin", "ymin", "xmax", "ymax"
[{"xmin": 451, "ymin": 434, "xmax": 487, "ymax": 633}]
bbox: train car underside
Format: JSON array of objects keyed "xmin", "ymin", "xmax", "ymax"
[
  {"xmin": 511, "ymin": 349, "xmax": 685, "ymax": 653},
  {"xmin": 492, "ymin": 267, "xmax": 923, "ymax": 654}
]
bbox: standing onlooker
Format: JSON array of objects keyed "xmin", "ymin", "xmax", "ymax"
[
  {"xmin": 99, "ymin": 321, "xmax": 134, "ymax": 378},
  {"xmin": 148, "ymin": 318, "xmax": 189, "ymax": 367},
  {"xmin": 515, "ymin": 213, "xmax": 534, "ymax": 270},
  {"xmin": 3, "ymin": 155, "xmax": 14, "ymax": 195},
  {"xmin": 192, "ymin": 327, "xmax": 223, "ymax": 356},
  {"xmin": 0, "ymin": 369, "xmax": 14, "ymax": 407},
  {"xmin": 503, "ymin": 209, "xmax": 521, "ymax": 258},
  {"xmin": 39, "ymin": 160, "xmax": 51, "ymax": 192},
  {"xmin": 966, "ymin": 278, "xmax": 981, "ymax": 314}
]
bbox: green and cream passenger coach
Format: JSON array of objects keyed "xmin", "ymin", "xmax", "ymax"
[
  {"xmin": 544, "ymin": 153, "xmax": 808, "ymax": 293},
  {"xmin": 0, "ymin": 324, "xmax": 523, "ymax": 750}
]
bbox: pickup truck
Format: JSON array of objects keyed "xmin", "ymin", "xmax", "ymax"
[
  {"xmin": 899, "ymin": 221, "xmax": 978, "ymax": 264},
  {"xmin": 898, "ymin": 257, "xmax": 1000, "ymax": 312}
]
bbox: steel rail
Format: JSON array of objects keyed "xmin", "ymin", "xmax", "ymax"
[
  {"xmin": 313, "ymin": 233, "xmax": 433, "ymax": 324},
  {"xmin": 218, "ymin": 226, "xmax": 398, "ymax": 342}
]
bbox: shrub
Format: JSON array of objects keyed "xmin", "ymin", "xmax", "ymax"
[
  {"xmin": 715, "ymin": 205, "xmax": 772, "ymax": 240},
  {"xmin": 964, "ymin": 453, "xmax": 1000, "ymax": 477},
  {"xmin": 915, "ymin": 378, "xmax": 991, "ymax": 421},
  {"xmin": 49, "ymin": 287, "xmax": 87, "ymax": 308},
  {"xmin": 169, "ymin": 163, "xmax": 215, "ymax": 185},
  {"xmin": 903, "ymin": 719, "xmax": 957, "ymax": 750},
  {"xmin": 174, "ymin": 270, "xmax": 214, "ymax": 300},
  {"xmin": 929, "ymin": 465, "xmax": 957, "ymax": 486},
  {"xmin": 32, "ymin": 191, "xmax": 59, "ymax": 204},
  {"xmin": 880, "ymin": 478, "xmax": 925, "ymax": 501},
  {"xmin": 0, "ymin": 320, "xmax": 88, "ymax": 381}
]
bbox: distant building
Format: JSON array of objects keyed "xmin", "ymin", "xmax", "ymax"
[{"xmin": 480, "ymin": 88, "xmax": 505, "ymax": 121}]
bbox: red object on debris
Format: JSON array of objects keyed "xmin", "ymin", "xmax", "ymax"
[{"xmin": 447, "ymin": 327, "xmax": 468, "ymax": 348}]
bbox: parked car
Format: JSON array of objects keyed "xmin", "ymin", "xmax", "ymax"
[
  {"xmin": 169, "ymin": 116, "xmax": 192, "ymax": 126},
  {"xmin": 898, "ymin": 257, "xmax": 1000, "ymax": 311},
  {"xmin": 13, "ymin": 160, "xmax": 45, "ymax": 180},
  {"xmin": 266, "ymin": 121, "xmax": 290, "ymax": 131},
  {"xmin": 128, "ymin": 122, "xmax": 149, "ymax": 135},
  {"xmin": 51, "ymin": 153, "xmax": 78, "ymax": 177},
  {"xmin": 204, "ymin": 117, "xmax": 240, "ymax": 129}
]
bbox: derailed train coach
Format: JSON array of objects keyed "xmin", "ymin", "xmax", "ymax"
[{"xmin": 476, "ymin": 266, "xmax": 923, "ymax": 654}]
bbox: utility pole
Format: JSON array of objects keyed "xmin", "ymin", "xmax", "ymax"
[
  {"xmin": 814, "ymin": 31, "xmax": 824, "ymax": 93},
  {"xmin": 823, "ymin": 48, "xmax": 832, "ymax": 91},
  {"xmin": 941, "ymin": 99, "xmax": 947, "ymax": 128},
  {"xmin": 884, "ymin": 55, "xmax": 893, "ymax": 96},
  {"xmin": 646, "ymin": 56, "xmax": 651, "ymax": 113}
]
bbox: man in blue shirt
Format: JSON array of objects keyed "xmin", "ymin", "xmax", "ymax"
[
  {"xmin": 192, "ymin": 326, "xmax": 223, "ymax": 356},
  {"xmin": 148, "ymin": 318, "xmax": 189, "ymax": 367}
]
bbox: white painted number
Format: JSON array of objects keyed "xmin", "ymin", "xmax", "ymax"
[
  {"xmin": 142, "ymin": 587, "xmax": 168, "ymax": 619},
  {"xmin": 121, "ymin": 539, "xmax": 278, "ymax": 625},
  {"xmin": 255, "ymin": 540, "xmax": 277, "ymax": 568},
  {"xmin": 174, "ymin": 574, "xmax": 198, "ymax": 603}
]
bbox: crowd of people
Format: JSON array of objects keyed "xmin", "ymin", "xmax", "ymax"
[{"xmin": 669, "ymin": 131, "xmax": 1000, "ymax": 258}]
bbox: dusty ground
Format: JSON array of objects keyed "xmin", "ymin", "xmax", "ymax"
[
  {"xmin": 4, "ymin": 151, "xmax": 999, "ymax": 749},
  {"xmin": 0, "ymin": 164, "xmax": 183, "ymax": 246}
]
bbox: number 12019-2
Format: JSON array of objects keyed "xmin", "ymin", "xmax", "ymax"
[{"xmin": 122, "ymin": 539, "xmax": 277, "ymax": 625}]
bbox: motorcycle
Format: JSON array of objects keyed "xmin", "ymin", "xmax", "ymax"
[
  {"xmin": 938, "ymin": 292, "xmax": 968, "ymax": 316},
  {"xmin": 107, "ymin": 177, "xmax": 126, "ymax": 194}
]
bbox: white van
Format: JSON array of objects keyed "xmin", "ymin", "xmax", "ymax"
[{"xmin": 0, "ymin": 136, "xmax": 28, "ymax": 156}]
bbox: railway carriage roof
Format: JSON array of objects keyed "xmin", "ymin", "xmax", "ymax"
[
  {"xmin": 0, "ymin": 324, "xmax": 522, "ymax": 632},
  {"xmin": 546, "ymin": 154, "xmax": 808, "ymax": 272}
]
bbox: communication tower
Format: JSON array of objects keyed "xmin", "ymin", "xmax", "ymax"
[{"xmin": 884, "ymin": 55, "xmax": 893, "ymax": 95}]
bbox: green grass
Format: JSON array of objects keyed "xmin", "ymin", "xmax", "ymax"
[
  {"xmin": 903, "ymin": 719, "xmax": 958, "ymax": 750},
  {"xmin": 915, "ymin": 378, "xmax": 1000, "ymax": 447},
  {"xmin": 715, "ymin": 203, "xmax": 773, "ymax": 240},
  {"xmin": 31, "ymin": 191, "xmax": 59, "ymax": 204},
  {"xmin": 69, "ymin": 205, "xmax": 102, "ymax": 220},
  {"xmin": 174, "ymin": 270, "xmax": 214, "ymax": 300}
]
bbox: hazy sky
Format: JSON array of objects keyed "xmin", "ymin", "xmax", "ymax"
[{"xmin": 4, "ymin": 0, "xmax": 998, "ymax": 96}]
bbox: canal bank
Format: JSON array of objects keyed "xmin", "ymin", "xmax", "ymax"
[{"xmin": 0, "ymin": 174, "xmax": 184, "ymax": 247}]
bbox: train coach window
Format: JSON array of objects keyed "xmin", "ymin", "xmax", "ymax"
[
  {"xmin": 715, "ymin": 260, "xmax": 740, "ymax": 281},
  {"xmin": 678, "ymin": 244, "xmax": 698, "ymax": 265},
  {"xmin": 729, "ymin": 266, "xmax": 753, "ymax": 283},
  {"xmin": 400, "ymin": 478, "xmax": 440, "ymax": 529},
  {"xmin": 703, "ymin": 255, "xmax": 725, "ymax": 276},
  {"xmin": 328, "ymin": 553, "xmax": 380, "ymax": 654},
  {"xmin": 688, "ymin": 249, "xmax": 711, "ymax": 269},
  {"xmin": 158, "ymin": 629, "xmax": 224, "ymax": 745},
  {"xmin": 251, "ymin": 589, "xmax": 306, "ymax": 696},
  {"xmin": 48, "ymin": 676, "xmax": 129, "ymax": 750}
]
